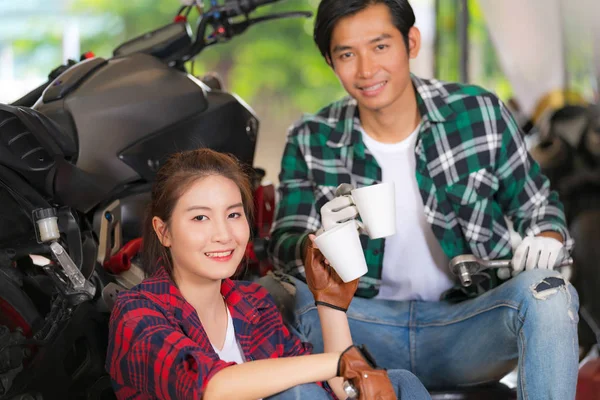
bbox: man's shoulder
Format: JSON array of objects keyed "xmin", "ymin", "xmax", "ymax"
[
  {"xmin": 287, "ymin": 96, "xmax": 356, "ymax": 137},
  {"xmin": 415, "ymin": 76, "xmax": 504, "ymax": 114}
]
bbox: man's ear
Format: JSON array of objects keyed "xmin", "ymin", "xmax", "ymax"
[
  {"xmin": 152, "ymin": 216, "xmax": 171, "ymax": 248},
  {"xmin": 326, "ymin": 54, "xmax": 335, "ymax": 70},
  {"xmin": 407, "ymin": 26, "xmax": 421, "ymax": 59}
]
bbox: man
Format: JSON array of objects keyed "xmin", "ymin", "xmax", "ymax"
[{"xmin": 268, "ymin": 0, "xmax": 579, "ymax": 399}]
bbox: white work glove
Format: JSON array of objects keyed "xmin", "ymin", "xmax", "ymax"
[
  {"xmin": 319, "ymin": 196, "xmax": 359, "ymax": 231},
  {"xmin": 510, "ymin": 236, "xmax": 567, "ymax": 277}
]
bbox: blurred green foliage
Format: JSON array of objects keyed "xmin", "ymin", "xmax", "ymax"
[
  {"xmin": 71, "ymin": 0, "xmax": 346, "ymax": 112},
  {"xmin": 435, "ymin": 0, "xmax": 512, "ymax": 100}
]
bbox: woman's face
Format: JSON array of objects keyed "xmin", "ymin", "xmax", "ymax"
[{"xmin": 153, "ymin": 174, "xmax": 250, "ymax": 283}]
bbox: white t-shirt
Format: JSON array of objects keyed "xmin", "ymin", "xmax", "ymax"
[
  {"xmin": 361, "ymin": 125, "xmax": 454, "ymax": 301},
  {"xmin": 211, "ymin": 306, "xmax": 246, "ymax": 364},
  {"xmin": 211, "ymin": 307, "xmax": 264, "ymax": 400}
]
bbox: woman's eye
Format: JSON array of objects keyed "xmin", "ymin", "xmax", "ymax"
[
  {"xmin": 228, "ymin": 212, "xmax": 242, "ymax": 219},
  {"xmin": 193, "ymin": 215, "xmax": 207, "ymax": 221}
]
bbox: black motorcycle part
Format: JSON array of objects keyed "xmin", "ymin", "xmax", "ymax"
[
  {"xmin": 92, "ymin": 183, "xmax": 152, "ymax": 243},
  {"xmin": 113, "ymin": 22, "xmax": 192, "ymax": 62},
  {"xmin": 0, "ymin": 165, "xmax": 49, "ymax": 247},
  {"xmin": 42, "ymin": 57, "xmax": 107, "ymax": 104},
  {"xmin": 118, "ymin": 90, "xmax": 258, "ymax": 181},
  {"xmin": 4, "ymin": 301, "xmax": 113, "ymax": 400},
  {"xmin": 0, "ymin": 273, "xmax": 40, "ymax": 336},
  {"xmin": 0, "ymin": 106, "xmax": 106, "ymax": 213},
  {"xmin": 34, "ymin": 53, "xmax": 210, "ymax": 198},
  {"xmin": 571, "ymin": 210, "xmax": 600, "ymax": 351}
]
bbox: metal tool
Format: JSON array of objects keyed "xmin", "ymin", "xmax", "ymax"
[
  {"xmin": 335, "ymin": 183, "xmax": 354, "ymax": 196},
  {"xmin": 449, "ymin": 254, "xmax": 574, "ymax": 287}
]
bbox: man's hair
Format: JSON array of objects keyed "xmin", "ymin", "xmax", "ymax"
[{"xmin": 313, "ymin": 0, "xmax": 416, "ymax": 61}]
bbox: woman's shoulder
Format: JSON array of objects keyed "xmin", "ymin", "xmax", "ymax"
[{"xmin": 110, "ymin": 274, "xmax": 175, "ymax": 320}]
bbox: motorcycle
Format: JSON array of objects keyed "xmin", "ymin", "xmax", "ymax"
[{"xmin": 0, "ymin": 1, "xmax": 310, "ymax": 398}]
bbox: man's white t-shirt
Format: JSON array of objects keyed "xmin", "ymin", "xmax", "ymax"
[{"xmin": 361, "ymin": 125, "xmax": 455, "ymax": 301}]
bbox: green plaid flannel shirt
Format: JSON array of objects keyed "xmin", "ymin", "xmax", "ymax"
[{"xmin": 269, "ymin": 75, "xmax": 573, "ymax": 299}]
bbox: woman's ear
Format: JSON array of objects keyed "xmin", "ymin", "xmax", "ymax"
[{"xmin": 152, "ymin": 217, "xmax": 171, "ymax": 247}]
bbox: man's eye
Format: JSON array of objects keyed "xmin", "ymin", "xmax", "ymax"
[
  {"xmin": 376, "ymin": 44, "xmax": 388, "ymax": 51},
  {"xmin": 340, "ymin": 52, "xmax": 353, "ymax": 60},
  {"xmin": 193, "ymin": 215, "xmax": 207, "ymax": 221}
]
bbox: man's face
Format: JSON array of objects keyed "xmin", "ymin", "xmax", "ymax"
[{"xmin": 328, "ymin": 3, "xmax": 420, "ymax": 112}]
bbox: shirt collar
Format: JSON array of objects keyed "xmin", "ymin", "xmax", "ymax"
[
  {"xmin": 325, "ymin": 74, "xmax": 456, "ymax": 148},
  {"xmin": 139, "ymin": 267, "xmax": 267, "ymax": 325}
]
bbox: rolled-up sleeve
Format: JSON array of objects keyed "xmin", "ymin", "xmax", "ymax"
[
  {"xmin": 495, "ymin": 101, "xmax": 573, "ymax": 251},
  {"xmin": 106, "ymin": 296, "xmax": 235, "ymax": 399},
  {"xmin": 269, "ymin": 123, "xmax": 321, "ymax": 279}
]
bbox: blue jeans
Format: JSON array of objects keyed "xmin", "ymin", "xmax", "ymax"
[
  {"xmin": 266, "ymin": 369, "xmax": 432, "ymax": 399},
  {"xmin": 286, "ymin": 269, "xmax": 579, "ymax": 400}
]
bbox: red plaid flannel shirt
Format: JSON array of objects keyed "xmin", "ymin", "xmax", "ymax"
[{"xmin": 106, "ymin": 267, "xmax": 324, "ymax": 399}]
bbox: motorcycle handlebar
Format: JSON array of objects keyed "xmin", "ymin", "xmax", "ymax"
[
  {"xmin": 226, "ymin": 0, "xmax": 281, "ymax": 14},
  {"xmin": 184, "ymin": 0, "xmax": 309, "ymax": 61},
  {"xmin": 11, "ymin": 81, "xmax": 50, "ymax": 107}
]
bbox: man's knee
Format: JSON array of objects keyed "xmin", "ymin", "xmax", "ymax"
[{"xmin": 510, "ymin": 269, "xmax": 579, "ymax": 325}]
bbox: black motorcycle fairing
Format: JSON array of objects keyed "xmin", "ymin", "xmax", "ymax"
[
  {"xmin": 0, "ymin": 104, "xmax": 76, "ymax": 161},
  {"xmin": 91, "ymin": 183, "xmax": 153, "ymax": 244},
  {"xmin": 0, "ymin": 106, "xmax": 112, "ymax": 214},
  {"xmin": 0, "ymin": 165, "xmax": 51, "ymax": 248},
  {"xmin": 42, "ymin": 57, "xmax": 108, "ymax": 104},
  {"xmin": 0, "ymin": 105, "xmax": 73, "ymax": 200},
  {"xmin": 52, "ymin": 158, "xmax": 113, "ymax": 213},
  {"xmin": 34, "ymin": 53, "xmax": 210, "ymax": 199},
  {"xmin": 118, "ymin": 90, "xmax": 258, "ymax": 182}
]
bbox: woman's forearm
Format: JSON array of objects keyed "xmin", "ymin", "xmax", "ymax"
[
  {"xmin": 318, "ymin": 305, "xmax": 354, "ymax": 399},
  {"xmin": 203, "ymin": 352, "xmax": 340, "ymax": 400}
]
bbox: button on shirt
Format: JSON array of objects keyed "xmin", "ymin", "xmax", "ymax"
[{"xmin": 362, "ymin": 125, "xmax": 454, "ymax": 301}]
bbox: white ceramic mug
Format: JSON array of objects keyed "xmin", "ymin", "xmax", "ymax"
[
  {"xmin": 314, "ymin": 220, "xmax": 368, "ymax": 282},
  {"xmin": 350, "ymin": 182, "xmax": 396, "ymax": 239}
]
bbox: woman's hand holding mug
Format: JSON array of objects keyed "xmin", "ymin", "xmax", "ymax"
[{"xmin": 303, "ymin": 235, "xmax": 359, "ymax": 312}]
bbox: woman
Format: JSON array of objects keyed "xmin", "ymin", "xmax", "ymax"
[{"xmin": 105, "ymin": 148, "xmax": 430, "ymax": 399}]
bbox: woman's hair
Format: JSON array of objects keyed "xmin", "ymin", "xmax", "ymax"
[
  {"xmin": 141, "ymin": 148, "xmax": 254, "ymax": 277},
  {"xmin": 313, "ymin": 0, "xmax": 416, "ymax": 61}
]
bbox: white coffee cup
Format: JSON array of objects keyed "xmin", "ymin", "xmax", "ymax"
[
  {"xmin": 350, "ymin": 182, "xmax": 396, "ymax": 239},
  {"xmin": 314, "ymin": 220, "xmax": 368, "ymax": 283}
]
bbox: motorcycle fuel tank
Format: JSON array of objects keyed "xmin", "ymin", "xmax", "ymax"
[{"xmin": 34, "ymin": 53, "xmax": 258, "ymax": 208}]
